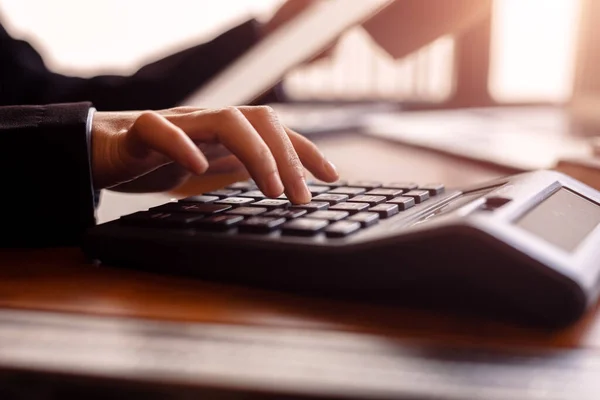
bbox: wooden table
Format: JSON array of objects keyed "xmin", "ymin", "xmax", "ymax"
[{"xmin": 2, "ymin": 132, "xmax": 600, "ymax": 397}]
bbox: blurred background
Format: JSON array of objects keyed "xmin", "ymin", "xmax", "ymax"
[
  {"xmin": 0, "ymin": 0, "xmax": 587, "ymax": 106},
  {"xmin": 2, "ymin": 0, "xmax": 600, "ymax": 184}
]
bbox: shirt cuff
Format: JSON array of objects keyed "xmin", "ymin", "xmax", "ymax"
[{"xmin": 86, "ymin": 106, "xmax": 101, "ymax": 208}]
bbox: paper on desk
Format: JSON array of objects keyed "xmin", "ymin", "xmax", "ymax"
[{"xmin": 363, "ymin": 107, "xmax": 595, "ymax": 171}]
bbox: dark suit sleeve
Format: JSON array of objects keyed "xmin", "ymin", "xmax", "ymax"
[
  {"xmin": 0, "ymin": 19, "xmax": 263, "ymax": 110},
  {"xmin": 0, "ymin": 102, "xmax": 95, "ymax": 248}
]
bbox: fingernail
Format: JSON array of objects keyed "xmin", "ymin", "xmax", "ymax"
[
  {"xmin": 265, "ymin": 171, "xmax": 284, "ymax": 197},
  {"xmin": 289, "ymin": 178, "xmax": 312, "ymax": 204},
  {"xmin": 323, "ymin": 160, "xmax": 339, "ymax": 179}
]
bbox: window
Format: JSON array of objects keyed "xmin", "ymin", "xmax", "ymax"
[{"xmin": 0, "ymin": 0, "xmax": 582, "ymax": 104}]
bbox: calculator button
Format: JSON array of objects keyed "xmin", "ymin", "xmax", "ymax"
[
  {"xmin": 420, "ymin": 184, "xmax": 445, "ymax": 196},
  {"xmin": 251, "ymin": 199, "xmax": 291, "ymax": 209},
  {"xmin": 263, "ymin": 209, "xmax": 307, "ymax": 219},
  {"xmin": 312, "ymin": 194, "xmax": 349, "ymax": 205},
  {"xmin": 348, "ymin": 212, "xmax": 379, "ymax": 228},
  {"xmin": 402, "ymin": 190, "xmax": 430, "ymax": 203},
  {"xmin": 383, "ymin": 182, "xmax": 418, "ymax": 191},
  {"xmin": 305, "ymin": 210, "xmax": 349, "ymax": 222},
  {"xmin": 238, "ymin": 190, "xmax": 268, "ymax": 199},
  {"xmin": 291, "ymin": 202, "xmax": 330, "ymax": 211},
  {"xmin": 121, "ymin": 211, "xmax": 203, "ymax": 228},
  {"xmin": 369, "ymin": 203, "xmax": 399, "ymax": 218},
  {"xmin": 349, "ymin": 195, "xmax": 387, "ymax": 206},
  {"xmin": 179, "ymin": 195, "xmax": 219, "ymax": 204},
  {"xmin": 365, "ymin": 189, "xmax": 404, "ymax": 199},
  {"xmin": 307, "ymin": 185, "xmax": 331, "ymax": 195},
  {"xmin": 347, "ymin": 181, "xmax": 382, "ymax": 189},
  {"xmin": 153, "ymin": 203, "xmax": 232, "ymax": 215},
  {"xmin": 282, "ymin": 218, "xmax": 329, "ymax": 236},
  {"xmin": 226, "ymin": 181, "xmax": 257, "ymax": 191},
  {"xmin": 328, "ymin": 187, "xmax": 367, "ymax": 196},
  {"xmin": 386, "ymin": 196, "xmax": 415, "ymax": 211},
  {"xmin": 195, "ymin": 215, "xmax": 243, "ymax": 231},
  {"xmin": 226, "ymin": 207, "xmax": 268, "ymax": 217},
  {"xmin": 215, "ymin": 197, "xmax": 256, "ymax": 207},
  {"xmin": 205, "ymin": 189, "xmax": 242, "ymax": 198},
  {"xmin": 239, "ymin": 217, "xmax": 286, "ymax": 234},
  {"xmin": 325, "ymin": 221, "xmax": 361, "ymax": 238},
  {"xmin": 329, "ymin": 202, "xmax": 369, "ymax": 214},
  {"xmin": 307, "ymin": 179, "xmax": 347, "ymax": 188}
]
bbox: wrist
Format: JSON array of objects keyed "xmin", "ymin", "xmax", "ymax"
[{"xmin": 86, "ymin": 107, "xmax": 102, "ymax": 206}]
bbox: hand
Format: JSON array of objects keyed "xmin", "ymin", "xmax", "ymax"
[{"xmin": 91, "ymin": 106, "xmax": 339, "ymax": 204}]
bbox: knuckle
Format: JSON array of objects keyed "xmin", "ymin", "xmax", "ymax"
[
  {"xmin": 134, "ymin": 111, "xmax": 156, "ymax": 126},
  {"xmin": 279, "ymin": 147, "xmax": 304, "ymax": 176},
  {"xmin": 257, "ymin": 146, "xmax": 275, "ymax": 164},
  {"xmin": 255, "ymin": 105, "xmax": 276, "ymax": 115},
  {"xmin": 288, "ymin": 156, "xmax": 305, "ymax": 176},
  {"xmin": 217, "ymin": 106, "xmax": 243, "ymax": 121},
  {"xmin": 254, "ymin": 105, "xmax": 279, "ymax": 123},
  {"xmin": 170, "ymin": 106, "xmax": 196, "ymax": 114}
]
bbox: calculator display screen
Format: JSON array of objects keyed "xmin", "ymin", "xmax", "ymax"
[{"xmin": 515, "ymin": 188, "xmax": 600, "ymax": 252}]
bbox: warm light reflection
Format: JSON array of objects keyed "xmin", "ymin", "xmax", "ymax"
[
  {"xmin": 489, "ymin": 0, "xmax": 581, "ymax": 103},
  {"xmin": 0, "ymin": 0, "xmax": 583, "ymax": 104},
  {"xmin": 0, "ymin": 0, "xmax": 284, "ymax": 75}
]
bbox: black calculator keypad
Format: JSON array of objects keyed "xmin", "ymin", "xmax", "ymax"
[
  {"xmin": 420, "ymin": 184, "xmax": 445, "ymax": 196},
  {"xmin": 282, "ymin": 218, "xmax": 329, "ymax": 236},
  {"xmin": 196, "ymin": 215, "xmax": 244, "ymax": 231},
  {"xmin": 329, "ymin": 202, "xmax": 369, "ymax": 214},
  {"xmin": 347, "ymin": 181, "xmax": 382, "ymax": 189},
  {"xmin": 205, "ymin": 189, "xmax": 243, "ymax": 198},
  {"xmin": 215, "ymin": 197, "xmax": 256, "ymax": 207},
  {"xmin": 120, "ymin": 179, "xmax": 447, "ymax": 238},
  {"xmin": 308, "ymin": 179, "xmax": 347, "ymax": 188},
  {"xmin": 349, "ymin": 195, "xmax": 387, "ymax": 206},
  {"xmin": 154, "ymin": 203, "xmax": 232, "ymax": 215},
  {"xmin": 364, "ymin": 189, "xmax": 404, "ymax": 199},
  {"xmin": 263, "ymin": 209, "xmax": 307, "ymax": 219},
  {"xmin": 369, "ymin": 203, "xmax": 399, "ymax": 218},
  {"xmin": 306, "ymin": 185, "xmax": 331, "ymax": 195},
  {"xmin": 386, "ymin": 196, "xmax": 415, "ymax": 211},
  {"xmin": 251, "ymin": 199, "xmax": 291, "ymax": 209},
  {"xmin": 226, "ymin": 207, "xmax": 268, "ymax": 217},
  {"xmin": 402, "ymin": 190, "xmax": 430, "ymax": 204},
  {"xmin": 238, "ymin": 190, "xmax": 268, "ymax": 199},
  {"xmin": 348, "ymin": 212, "xmax": 379, "ymax": 228},
  {"xmin": 239, "ymin": 217, "xmax": 286, "ymax": 234},
  {"xmin": 291, "ymin": 202, "xmax": 330, "ymax": 211},
  {"xmin": 179, "ymin": 195, "xmax": 219, "ymax": 204},
  {"xmin": 312, "ymin": 194, "xmax": 349, "ymax": 205},
  {"xmin": 328, "ymin": 187, "xmax": 367, "ymax": 196},
  {"xmin": 325, "ymin": 221, "xmax": 361, "ymax": 238},
  {"xmin": 121, "ymin": 211, "xmax": 203, "ymax": 228},
  {"xmin": 305, "ymin": 210, "xmax": 349, "ymax": 222},
  {"xmin": 383, "ymin": 182, "xmax": 418, "ymax": 191}
]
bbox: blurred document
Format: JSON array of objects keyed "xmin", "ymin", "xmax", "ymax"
[{"xmin": 182, "ymin": 0, "xmax": 393, "ymax": 108}]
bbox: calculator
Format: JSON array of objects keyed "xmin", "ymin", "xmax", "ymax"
[{"xmin": 83, "ymin": 170, "xmax": 600, "ymax": 328}]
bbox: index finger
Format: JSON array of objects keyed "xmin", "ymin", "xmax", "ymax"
[{"xmin": 168, "ymin": 108, "xmax": 286, "ymax": 199}]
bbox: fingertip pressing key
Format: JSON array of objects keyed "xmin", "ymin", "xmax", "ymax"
[
  {"xmin": 322, "ymin": 159, "xmax": 339, "ymax": 182},
  {"xmin": 262, "ymin": 171, "xmax": 285, "ymax": 199},
  {"xmin": 287, "ymin": 178, "xmax": 312, "ymax": 204}
]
